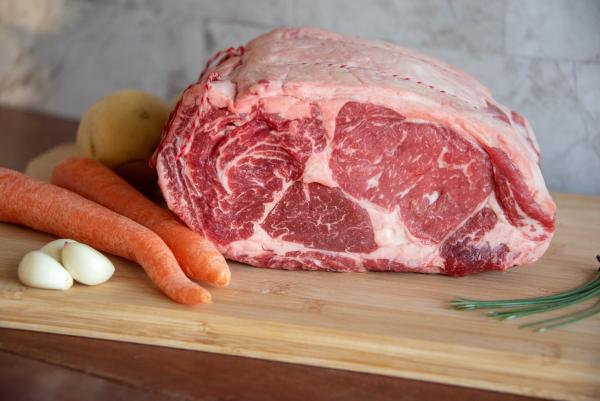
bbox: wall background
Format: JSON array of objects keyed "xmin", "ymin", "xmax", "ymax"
[{"xmin": 1, "ymin": 0, "xmax": 599, "ymax": 194}]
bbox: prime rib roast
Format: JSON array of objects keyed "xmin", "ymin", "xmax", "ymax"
[{"xmin": 151, "ymin": 27, "xmax": 556, "ymax": 276}]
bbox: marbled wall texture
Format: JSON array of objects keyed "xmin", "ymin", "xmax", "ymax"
[{"xmin": 1, "ymin": 0, "xmax": 599, "ymax": 194}]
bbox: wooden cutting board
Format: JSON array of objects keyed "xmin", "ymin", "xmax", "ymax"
[{"xmin": 1, "ymin": 144, "xmax": 599, "ymax": 401}]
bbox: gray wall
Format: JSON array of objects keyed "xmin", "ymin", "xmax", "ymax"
[{"xmin": 1, "ymin": 0, "xmax": 599, "ymax": 195}]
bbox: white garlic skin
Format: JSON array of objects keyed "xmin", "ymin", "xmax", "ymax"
[
  {"xmin": 18, "ymin": 251, "xmax": 73, "ymax": 290},
  {"xmin": 61, "ymin": 242, "xmax": 115, "ymax": 285},
  {"xmin": 40, "ymin": 238, "xmax": 77, "ymax": 263}
]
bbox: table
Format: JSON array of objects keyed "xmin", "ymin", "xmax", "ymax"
[{"xmin": 0, "ymin": 106, "xmax": 544, "ymax": 401}]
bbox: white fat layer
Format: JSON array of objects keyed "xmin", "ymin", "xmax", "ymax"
[
  {"xmin": 366, "ymin": 171, "xmax": 383, "ymax": 189},
  {"xmin": 356, "ymin": 199, "xmax": 442, "ymax": 267},
  {"xmin": 207, "ymin": 80, "xmax": 236, "ymax": 108},
  {"xmin": 395, "ymin": 182, "xmax": 416, "ymax": 199},
  {"xmin": 423, "ymin": 191, "xmax": 439, "ymax": 205},
  {"xmin": 302, "ymin": 150, "xmax": 337, "ymax": 187},
  {"xmin": 260, "ymin": 96, "xmax": 311, "ymax": 120}
]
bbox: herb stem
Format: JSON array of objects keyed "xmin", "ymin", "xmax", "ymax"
[
  {"xmin": 522, "ymin": 301, "xmax": 600, "ymax": 332},
  {"xmin": 450, "ymin": 271, "xmax": 600, "ymax": 311},
  {"xmin": 487, "ymin": 285, "xmax": 600, "ymax": 320},
  {"xmin": 449, "ymin": 256, "xmax": 600, "ymax": 332}
]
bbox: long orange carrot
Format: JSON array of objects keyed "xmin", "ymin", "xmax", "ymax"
[
  {"xmin": 0, "ymin": 168, "xmax": 211, "ymax": 304},
  {"xmin": 51, "ymin": 158, "xmax": 230, "ymax": 287}
]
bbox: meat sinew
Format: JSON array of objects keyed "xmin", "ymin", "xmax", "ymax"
[{"xmin": 152, "ymin": 27, "xmax": 556, "ymax": 276}]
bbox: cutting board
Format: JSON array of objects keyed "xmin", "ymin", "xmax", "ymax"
[{"xmin": 1, "ymin": 144, "xmax": 599, "ymax": 401}]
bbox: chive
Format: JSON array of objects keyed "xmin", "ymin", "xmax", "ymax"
[
  {"xmin": 449, "ymin": 255, "xmax": 600, "ymax": 332},
  {"xmin": 451, "ymin": 270, "xmax": 600, "ymax": 310},
  {"xmin": 487, "ymin": 284, "xmax": 600, "ymax": 320},
  {"xmin": 520, "ymin": 302, "xmax": 600, "ymax": 332}
]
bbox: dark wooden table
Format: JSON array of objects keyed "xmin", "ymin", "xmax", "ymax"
[{"xmin": 0, "ymin": 106, "xmax": 544, "ymax": 401}]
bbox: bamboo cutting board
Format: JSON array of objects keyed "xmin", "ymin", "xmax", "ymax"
[{"xmin": 0, "ymin": 144, "xmax": 599, "ymax": 401}]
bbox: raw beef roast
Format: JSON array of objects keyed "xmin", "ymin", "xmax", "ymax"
[{"xmin": 152, "ymin": 27, "xmax": 556, "ymax": 276}]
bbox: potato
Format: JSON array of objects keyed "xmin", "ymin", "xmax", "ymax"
[{"xmin": 76, "ymin": 90, "xmax": 170, "ymax": 189}]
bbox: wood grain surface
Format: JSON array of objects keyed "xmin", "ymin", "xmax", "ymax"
[
  {"xmin": 0, "ymin": 328, "xmax": 543, "ymax": 401},
  {"xmin": 0, "ymin": 143, "xmax": 599, "ymax": 401}
]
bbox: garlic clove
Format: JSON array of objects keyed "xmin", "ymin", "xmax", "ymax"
[
  {"xmin": 40, "ymin": 238, "xmax": 77, "ymax": 263},
  {"xmin": 18, "ymin": 251, "xmax": 73, "ymax": 290},
  {"xmin": 61, "ymin": 242, "xmax": 115, "ymax": 285}
]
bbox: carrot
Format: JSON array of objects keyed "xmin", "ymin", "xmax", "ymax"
[
  {"xmin": 0, "ymin": 168, "xmax": 211, "ymax": 304},
  {"xmin": 51, "ymin": 158, "xmax": 230, "ymax": 287}
]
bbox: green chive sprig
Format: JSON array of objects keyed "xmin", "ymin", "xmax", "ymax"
[{"xmin": 450, "ymin": 255, "xmax": 600, "ymax": 332}]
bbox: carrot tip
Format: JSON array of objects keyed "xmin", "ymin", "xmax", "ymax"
[
  {"xmin": 196, "ymin": 290, "xmax": 212, "ymax": 304},
  {"xmin": 179, "ymin": 290, "xmax": 212, "ymax": 305},
  {"xmin": 214, "ymin": 269, "xmax": 231, "ymax": 288}
]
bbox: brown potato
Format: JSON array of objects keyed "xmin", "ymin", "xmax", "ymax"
[{"xmin": 76, "ymin": 90, "xmax": 169, "ymax": 190}]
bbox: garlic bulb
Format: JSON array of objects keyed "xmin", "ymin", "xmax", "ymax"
[
  {"xmin": 61, "ymin": 242, "xmax": 115, "ymax": 285},
  {"xmin": 18, "ymin": 251, "xmax": 73, "ymax": 290}
]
